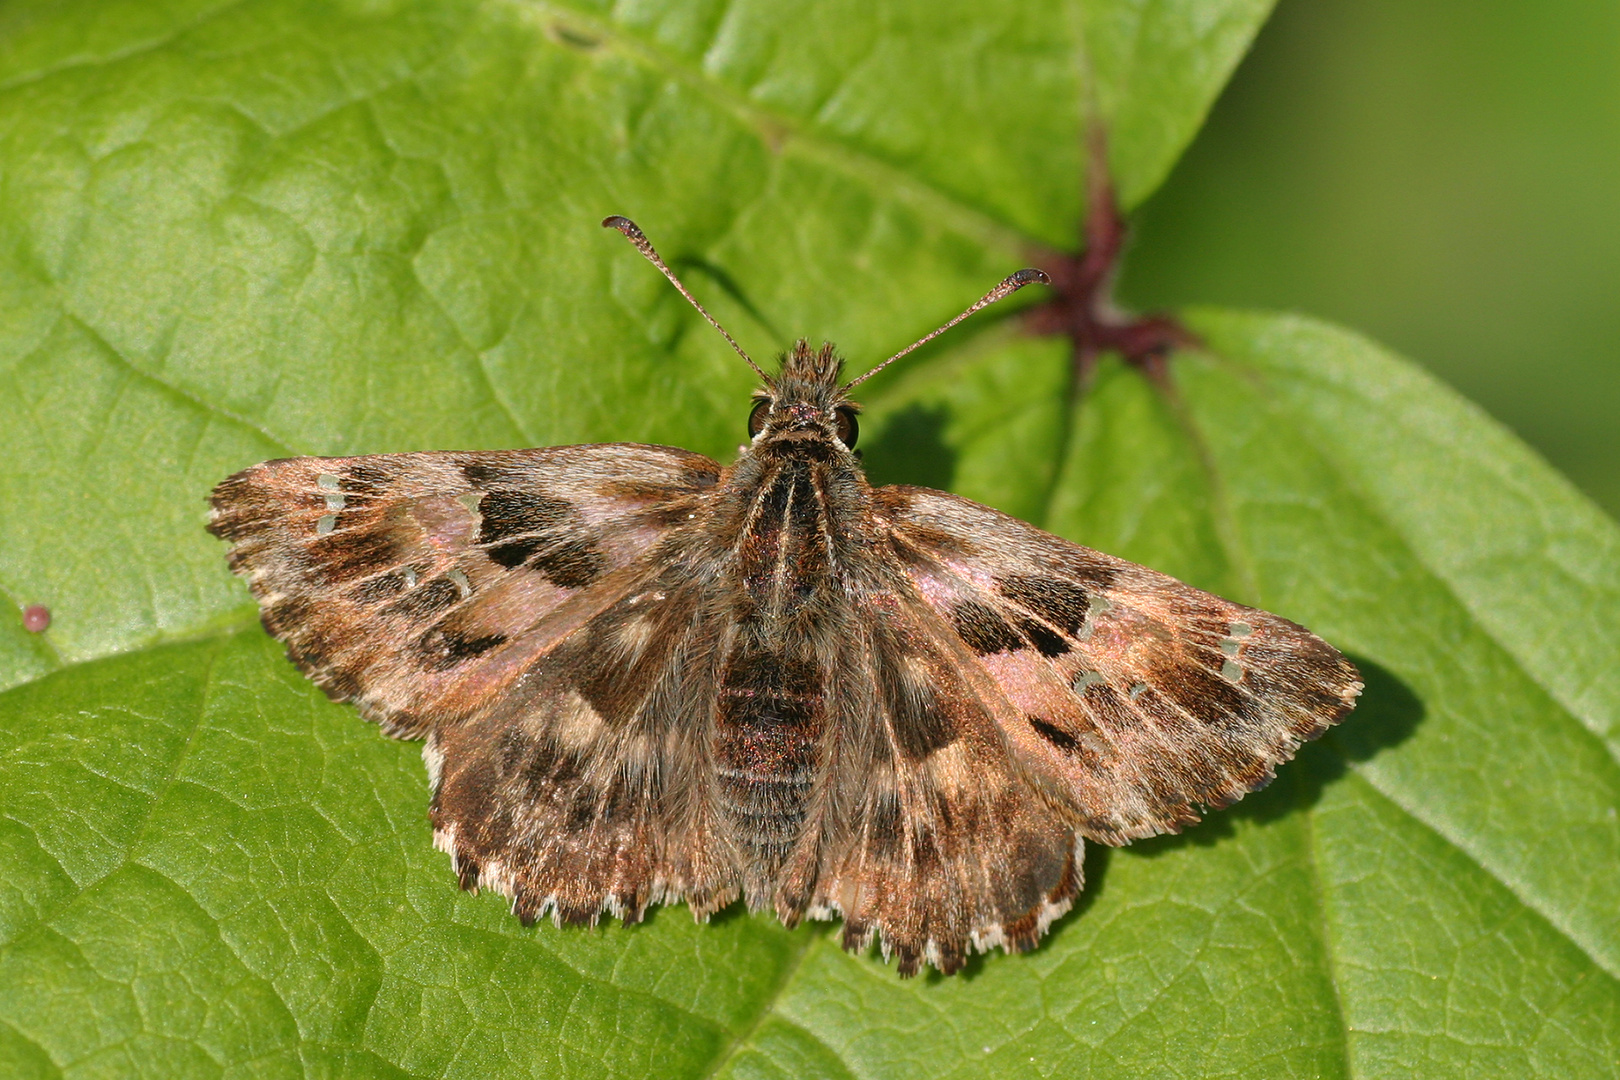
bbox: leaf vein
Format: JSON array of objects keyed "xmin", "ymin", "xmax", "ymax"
[
  {"xmin": 698, "ymin": 928, "xmax": 823, "ymax": 1080},
  {"xmin": 517, "ymin": 0, "xmax": 1034, "ymax": 257}
]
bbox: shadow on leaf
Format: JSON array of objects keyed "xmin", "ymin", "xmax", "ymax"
[
  {"xmin": 862, "ymin": 401, "xmax": 958, "ymax": 492},
  {"xmin": 676, "ymin": 257, "xmax": 789, "ymax": 349},
  {"xmin": 1129, "ymin": 653, "xmax": 1424, "ymax": 857}
]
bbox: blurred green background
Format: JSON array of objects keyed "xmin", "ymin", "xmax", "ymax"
[{"xmin": 1120, "ymin": 0, "xmax": 1620, "ymax": 518}]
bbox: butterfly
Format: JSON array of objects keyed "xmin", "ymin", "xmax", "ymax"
[{"xmin": 208, "ymin": 216, "xmax": 1361, "ymax": 976}]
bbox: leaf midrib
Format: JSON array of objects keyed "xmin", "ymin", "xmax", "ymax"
[
  {"xmin": 0, "ymin": 0, "xmax": 250, "ymax": 95},
  {"xmin": 518, "ymin": 0, "xmax": 1043, "ymax": 257},
  {"xmin": 698, "ymin": 928, "xmax": 823, "ymax": 1080}
]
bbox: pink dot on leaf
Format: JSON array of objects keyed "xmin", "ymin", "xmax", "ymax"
[{"xmin": 22, "ymin": 605, "xmax": 50, "ymax": 633}]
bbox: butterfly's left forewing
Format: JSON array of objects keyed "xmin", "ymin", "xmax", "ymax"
[
  {"xmin": 208, "ymin": 444, "xmax": 720, "ymax": 737},
  {"xmin": 875, "ymin": 485, "xmax": 1362, "ymax": 846}
]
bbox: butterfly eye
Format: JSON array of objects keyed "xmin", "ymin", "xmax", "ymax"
[
  {"xmin": 748, "ymin": 399, "xmax": 772, "ymax": 437},
  {"xmin": 834, "ymin": 406, "xmax": 859, "ymax": 448}
]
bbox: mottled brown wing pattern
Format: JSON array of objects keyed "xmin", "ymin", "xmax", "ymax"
[
  {"xmin": 875, "ymin": 486, "xmax": 1362, "ymax": 846},
  {"xmin": 426, "ymin": 557, "xmax": 745, "ymax": 927},
  {"xmin": 791, "ymin": 580, "xmax": 1081, "ymax": 976},
  {"xmin": 208, "ymin": 268, "xmax": 1361, "ymax": 977},
  {"xmin": 208, "ymin": 445, "xmax": 719, "ymax": 737}
]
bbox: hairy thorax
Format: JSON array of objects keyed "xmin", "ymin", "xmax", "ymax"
[{"xmin": 707, "ymin": 416, "xmax": 872, "ymax": 895}]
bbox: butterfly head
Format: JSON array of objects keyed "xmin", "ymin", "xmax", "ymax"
[
  {"xmin": 748, "ymin": 340, "xmax": 860, "ymax": 449},
  {"xmin": 602, "ymin": 215, "xmax": 1047, "ymax": 457}
]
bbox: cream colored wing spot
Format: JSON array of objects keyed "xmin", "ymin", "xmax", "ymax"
[
  {"xmin": 616, "ymin": 615, "xmax": 656, "ymax": 658},
  {"xmin": 317, "ymin": 473, "xmax": 347, "ymax": 511},
  {"xmin": 1219, "ymin": 621, "xmax": 1253, "ymax": 681},
  {"xmin": 1075, "ymin": 594, "xmax": 1112, "ymax": 641},
  {"xmin": 553, "ymin": 690, "xmax": 607, "ymax": 751},
  {"xmin": 1072, "ymin": 669, "xmax": 1107, "ymax": 693}
]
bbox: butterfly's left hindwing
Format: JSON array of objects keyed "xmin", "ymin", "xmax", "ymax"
[
  {"xmin": 208, "ymin": 444, "xmax": 720, "ymax": 737},
  {"xmin": 425, "ymin": 557, "xmax": 745, "ymax": 927}
]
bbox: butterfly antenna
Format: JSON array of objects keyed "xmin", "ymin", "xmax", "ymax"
[
  {"xmin": 842, "ymin": 267, "xmax": 1050, "ymax": 390},
  {"xmin": 603, "ymin": 216, "xmax": 770, "ymax": 382}
]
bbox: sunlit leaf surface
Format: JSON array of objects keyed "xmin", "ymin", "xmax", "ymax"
[{"xmin": 1, "ymin": 1, "xmax": 1615, "ymax": 1076}]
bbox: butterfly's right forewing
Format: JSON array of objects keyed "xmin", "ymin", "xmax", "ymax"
[{"xmin": 878, "ymin": 485, "xmax": 1362, "ymax": 845}]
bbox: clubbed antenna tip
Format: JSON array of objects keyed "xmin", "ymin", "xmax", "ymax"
[
  {"xmin": 603, "ymin": 215, "xmax": 767, "ymax": 381},
  {"xmin": 842, "ymin": 267, "xmax": 1052, "ymax": 389}
]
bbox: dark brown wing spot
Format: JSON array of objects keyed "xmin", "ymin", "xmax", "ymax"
[
  {"xmin": 563, "ymin": 772, "xmax": 636, "ymax": 832},
  {"xmin": 886, "ymin": 675, "xmax": 956, "ymax": 762},
  {"xmin": 997, "ymin": 575, "xmax": 1089, "ymax": 635},
  {"xmin": 1143, "ymin": 656, "xmax": 1259, "ymax": 734},
  {"xmin": 530, "ymin": 538, "xmax": 605, "ymax": 588},
  {"xmin": 519, "ymin": 733, "xmax": 580, "ymax": 801},
  {"xmin": 1014, "ymin": 615, "xmax": 1070, "ymax": 658},
  {"xmin": 1028, "ymin": 716, "xmax": 1080, "ymax": 753},
  {"xmin": 416, "ymin": 624, "xmax": 509, "ymax": 671},
  {"xmin": 306, "ymin": 528, "xmax": 402, "ymax": 583},
  {"xmin": 475, "ymin": 488, "xmax": 570, "ymax": 545},
  {"xmin": 558, "ymin": 585, "xmax": 697, "ymax": 726},
  {"xmin": 951, "ymin": 600, "xmax": 1024, "ymax": 654},
  {"xmin": 346, "ymin": 570, "xmax": 409, "ymax": 605},
  {"xmin": 470, "ymin": 484, "xmax": 606, "ymax": 585},
  {"xmin": 385, "ymin": 577, "xmax": 460, "ymax": 620},
  {"xmin": 482, "ymin": 537, "xmax": 533, "ymax": 568}
]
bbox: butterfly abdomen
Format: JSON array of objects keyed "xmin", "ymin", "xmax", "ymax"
[
  {"xmin": 712, "ymin": 449, "xmax": 853, "ymax": 896},
  {"xmin": 714, "ymin": 640, "xmax": 825, "ymax": 893}
]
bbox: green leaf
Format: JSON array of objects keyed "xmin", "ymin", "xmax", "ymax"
[{"xmin": 2, "ymin": 1, "xmax": 1617, "ymax": 1078}]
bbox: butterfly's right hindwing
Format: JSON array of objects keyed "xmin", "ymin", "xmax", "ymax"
[{"xmin": 795, "ymin": 583, "xmax": 1082, "ymax": 976}]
